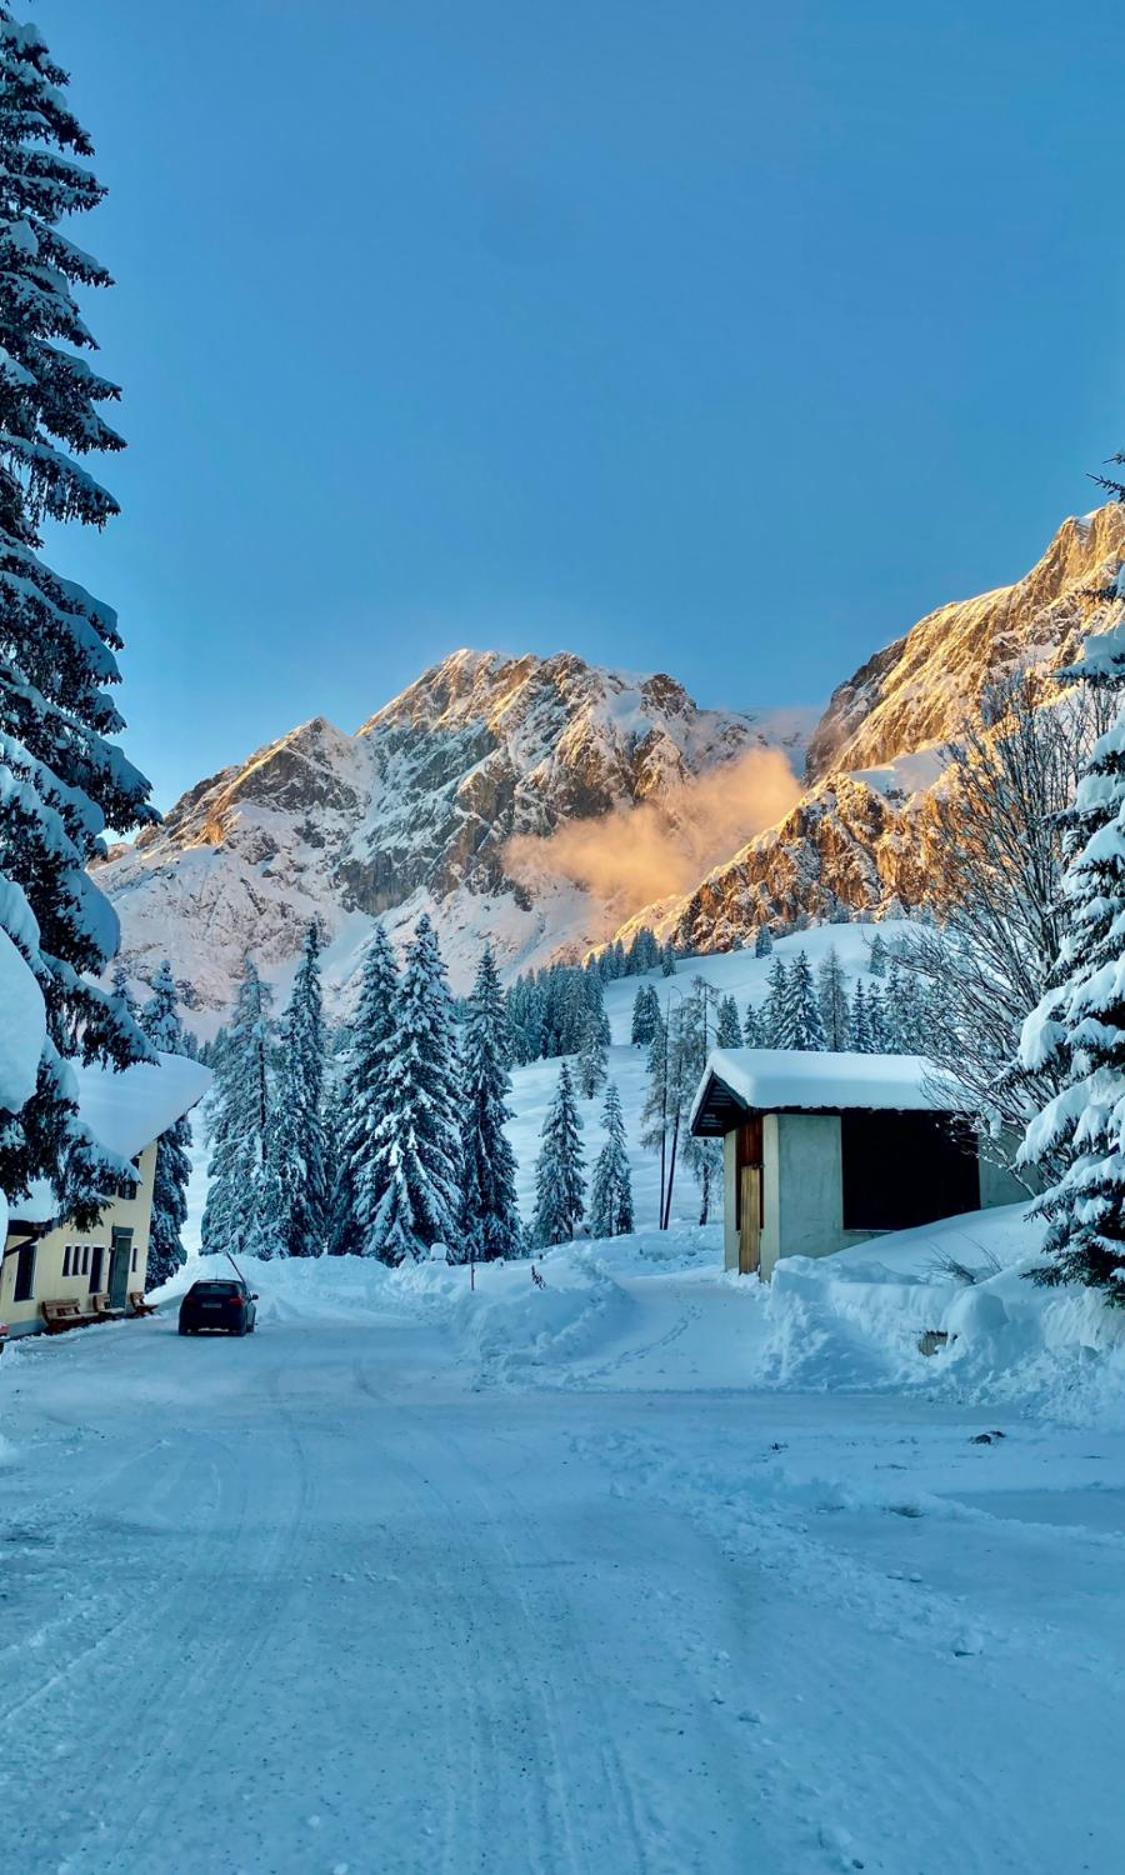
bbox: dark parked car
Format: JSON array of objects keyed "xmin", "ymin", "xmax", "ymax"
[{"xmin": 178, "ymin": 1278, "xmax": 258, "ymax": 1336}]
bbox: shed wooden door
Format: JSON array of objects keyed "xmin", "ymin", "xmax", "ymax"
[{"xmin": 739, "ymin": 1167, "xmax": 762, "ymax": 1275}]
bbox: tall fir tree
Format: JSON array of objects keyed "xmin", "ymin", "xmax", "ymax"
[
  {"xmin": 1020, "ymin": 588, "xmax": 1125, "ymax": 1297},
  {"xmin": 139, "ymin": 961, "xmax": 192, "ymax": 1290},
  {"xmin": 587, "ymin": 1080, "xmax": 634, "ymax": 1239},
  {"xmin": 369, "ymin": 915, "xmax": 463, "ymax": 1263},
  {"xmin": 460, "ymin": 947, "xmax": 523, "ymax": 1261},
  {"xmin": 631, "ymin": 982, "xmax": 660, "ymax": 1046},
  {"xmin": 779, "ymin": 950, "xmax": 826, "ymax": 1050},
  {"xmin": 816, "ymin": 946, "xmax": 852, "ymax": 1050},
  {"xmin": 576, "ymin": 1003, "xmax": 609, "ymax": 1099},
  {"xmin": 851, "ymin": 978, "xmax": 876, "ymax": 1053},
  {"xmin": 201, "ymin": 957, "xmax": 274, "ymax": 1259},
  {"xmin": 742, "ymin": 1001, "xmax": 764, "ymax": 1048},
  {"xmin": 715, "ymin": 994, "xmax": 743, "ymax": 1049},
  {"xmin": 867, "ymin": 984, "xmax": 893, "ymax": 1053},
  {"xmin": 760, "ymin": 956, "xmax": 790, "ymax": 1046},
  {"xmin": 661, "ymin": 942, "xmax": 678, "ymax": 977},
  {"xmin": 754, "ymin": 924, "xmax": 774, "ymax": 958},
  {"xmin": 0, "ymin": 11, "xmax": 157, "ymax": 1223},
  {"xmin": 328, "ymin": 925, "xmax": 399, "ymax": 1255},
  {"xmin": 111, "ymin": 962, "xmax": 138, "ymax": 1023},
  {"xmin": 531, "ymin": 1059, "xmax": 585, "ymax": 1247},
  {"xmin": 270, "ymin": 924, "xmax": 330, "ymax": 1257},
  {"xmin": 867, "ymin": 932, "xmax": 889, "ymax": 979}
]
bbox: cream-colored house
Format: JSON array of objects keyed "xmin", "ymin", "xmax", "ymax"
[
  {"xmin": 690, "ymin": 1048, "xmax": 1025, "ymax": 1281},
  {"xmin": 1, "ymin": 1053, "xmax": 210, "ymax": 1336}
]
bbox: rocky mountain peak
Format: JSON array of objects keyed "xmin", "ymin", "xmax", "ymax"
[
  {"xmin": 101, "ymin": 649, "xmax": 782, "ymax": 1026},
  {"xmin": 806, "ymin": 504, "xmax": 1125, "ymax": 781}
]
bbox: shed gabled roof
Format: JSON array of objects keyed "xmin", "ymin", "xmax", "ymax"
[{"xmin": 689, "ymin": 1048, "xmax": 964, "ymax": 1137}]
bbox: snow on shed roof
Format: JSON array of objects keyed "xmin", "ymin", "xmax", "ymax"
[
  {"xmin": 690, "ymin": 1048, "xmax": 965, "ymax": 1137},
  {"xmin": 7, "ymin": 1052, "xmax": 211, "ymax": 1228}
]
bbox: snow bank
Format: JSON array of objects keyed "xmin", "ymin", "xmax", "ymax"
[{"xmin": 761, "ymin": 1204, "xmax": 1125, "ymax": 1424}]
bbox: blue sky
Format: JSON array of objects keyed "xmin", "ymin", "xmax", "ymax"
[{"xmin": 36, "ymin": 0, "xmax": 1125, "ymax": 811}]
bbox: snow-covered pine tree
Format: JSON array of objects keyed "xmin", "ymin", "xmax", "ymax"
[
  {"xmin": 576, "ymin": 1003, "xmax": 609, "ymax": 1099},
  {"xmin": 1019, "ymin": 588, "xmax": 1125, "ymax": 1296},
  {"xmin": 369, "ymin": 915, "xmax": 463, "ymax": 1263},
  {"xmin": 742, "ymin": 1001, "xmax": 764, "ymax": 1048},
  {"xmin": 0, "ymin": 11, "xmax": 158, "ymax": 1222},
  {"xmin": 531, "ymin": 1058, "xmax": 585, "ymax": 1246},
  {"xmin": 327, "ymin": 923, "xmax": 399, "ymax": 1255},
  {"xmin": 201, "ymin": 957, "xmax": 274, "ymax": 1258},
  {"xmin": 779, "ymin": 950, "xmax": 826, "ymax": 1050},
  {"xmin": 760, "ymin": 956, "xmax": 790, "ymax": 1046},
  {"xmin": 631, "ymin": 983, "xmax": 660, "ymax": 1046},
  {"xmin": 111, "ymin": 962, "xmax": 138, "ymax": 1023},
  {"xmin": 754, "ymin": 924, "xmax": 773, "ymax": 958},
  {"xmin": 851, "ymin": 979, "xmax": 876, "ymax": 1053},
  {"xmin": 816, "ymin": 946, "xmax": 851, "ymax": 1050},
  {"xmin": 460, "ymin": 946, "xmax": 522, "ymax": 1262},
  {"xmin": 716, "ymin": 994, "xmax": 743, "ymax": 1049},
  {"xmin": 867, "ymin": 984, "xmax": 893, "ymax": 1053},
  {"xmin": 661, "ymin": 943, "xmax": 678, "ymax": 977},
  {"xmin": 270, "ymin": 923, "xmax": 330, "ymax": 1257},
  {"xmin": 139, "ymin": 960, "xmax": 192, "ymax": 1290},
  {"xmin": 587, "ymin": 1079, "xmax": 634, "ymax": 1239},
  {"xmin": 867, "ymin": 932, "xmax": 889, "ymax": 979}
]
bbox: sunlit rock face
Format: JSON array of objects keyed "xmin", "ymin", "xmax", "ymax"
[{"xmin": 613, "ymin": 505, "xmax": 1125, "ymax": 954}]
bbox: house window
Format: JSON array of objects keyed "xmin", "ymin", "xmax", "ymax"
[
  {"xmin": 81, "ymin": 1245, "xmax": 90, "ymax": 1275},
  {"xmin": 13, "ymin": 1242, "xmax": 36, "ymax": 1303},
  {"xmin": 131, "ymin": 1248, "xmax": 138, "ymax": 1272},
  {"xmin": 63, "ymin": 1246, "xmax": 71, "ymax": 1277}
]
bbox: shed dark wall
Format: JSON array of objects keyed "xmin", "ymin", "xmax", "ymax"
[{"xmin": 841, "ymin": 1111, "xmax": 980, "ymax": 1232}]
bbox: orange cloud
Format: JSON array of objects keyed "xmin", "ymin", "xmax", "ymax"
[{"xmin": 505, "ymin": 747, "xmax": 801, "ymax": 920}]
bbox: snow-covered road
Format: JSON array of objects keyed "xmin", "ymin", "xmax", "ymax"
[{"xmin": 3, "ymin": 1306, "xmax": 1125, "ymax": 1875}]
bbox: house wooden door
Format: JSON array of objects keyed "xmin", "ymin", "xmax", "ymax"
[
  {"xmin": 108, "ymin": 1229, "xmax": 132, "ymax": 1310},
  {"xmin": 736, "ymin": 1118, "xmax": 763, "ymax": 1276},
  {"xmin": 739, "ymin": 1167, "xmax": 761, "ymax": 1275}
]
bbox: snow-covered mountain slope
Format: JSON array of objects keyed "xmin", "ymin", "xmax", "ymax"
[
  {"xmin": 100, "ymin": 650, "xmax": 795, "ymax": 1027},
  {"xmin": 616, "ymin": 506, "xmax": 1125, "ymax": 951}
]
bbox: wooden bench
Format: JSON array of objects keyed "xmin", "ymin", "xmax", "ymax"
[
  {"xmin": 127, "ymin": 1291, "xmax": 157, "ymax": 1318},
  {"xmin": 40, "ymin": 1298, "xmax": 96, "ymax": 1334},
  {"xmin": 90, "ymin": 1294, "xmax": 124, "ymax": 1322}
]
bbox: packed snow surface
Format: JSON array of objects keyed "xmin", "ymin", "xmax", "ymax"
[{"xmin": 4, "ymin": 1210, "xmax": 1125, "ymax": 1873}]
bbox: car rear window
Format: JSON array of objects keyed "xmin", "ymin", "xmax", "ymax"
[{"xmin": 191, "ymin": 1281, "xmax": 242, "ymax": 1296}]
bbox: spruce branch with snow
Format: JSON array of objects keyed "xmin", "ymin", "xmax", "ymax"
[{"xmin": 0, "ymin": 7, "xmax": 156, "ymax": 1222}]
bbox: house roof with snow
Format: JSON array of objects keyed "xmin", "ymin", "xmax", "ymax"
[
  {"xmin": 6, "ymin": 1052, "xmax": 211, "ymax": 1229},
  {"xmin": 689, "ymin": 1048, "xmax": 965, "ymax": 1138}
]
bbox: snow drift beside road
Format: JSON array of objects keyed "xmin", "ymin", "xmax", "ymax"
[{"xmin": 156, "ymin": 1199, "xmax": 1125, "ymax": 1426}]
